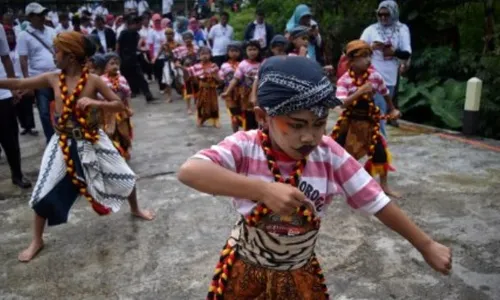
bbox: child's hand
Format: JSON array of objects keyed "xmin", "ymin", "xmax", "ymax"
[
  {"xmin": 257, "ymin": 182, "xmax": 306, "ymax": 216},
  {"xmin": 420, "ymin": 240, "xmax": 452, "ymax": 275},
  {"xmin": 359, "ymin": 82, "xmax": 374, "ymax": 95},
  {"xmin": 220, "ymin": 91, "xmax": 229, "ymax": 98},
  {"xmin": 299, "ymin": 46, "xmax": 308, "ymax": 57},
  {"xmin": 389, "ymin": 109, "xmax": 401, "ymax": 119}
]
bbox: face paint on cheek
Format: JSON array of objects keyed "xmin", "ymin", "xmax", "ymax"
[{"xmin": 274, "ymin": 117, "xmax": 289, "ymax": 135}]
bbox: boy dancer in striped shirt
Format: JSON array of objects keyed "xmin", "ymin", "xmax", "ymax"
[{"xmin": 178, "ymin": 56, "xmax": 451, "ymax": 299}]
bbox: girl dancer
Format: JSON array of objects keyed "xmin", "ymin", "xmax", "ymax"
[
  {"xmin": 100, "ymin": 52, "xmax": 134, "ymax": 160},
  {"xmin": 178, "ymin": 56, "xmax": 451, "ymax": 299},
  {"xmin": 157, "ymin": 28, "xmax": 180, "ymax": 103},
  {"xmin": 186, "ymin": 47, "xmax": 221, "ymax": 128},
  {"xmin": 219, "ymin": 41, "xmax": 242, "ymax": 132},
  {"xmin": 0, "ymin": 32, "xmax": 154, "ymax": 262},
  {"xmin": 221, "ymin": 40, "xmax": 262, "ymax": 130},
  {"xmin": 173, "ymin": 31, "xmax": 199, "ymax": 114},
  {"xmin": 331, "ymin": 40, "xmax": 401, "ymax": 197}
]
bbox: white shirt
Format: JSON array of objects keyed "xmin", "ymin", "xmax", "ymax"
[
  {"xmin": 139, "ymin": 26, "xmax": 151, "ymax": 40},
  {"xmin": 116, "ymin": 24, "xmax": 126, "ymax": 38},
  {"xmin": 78, "ymin": 5, "xmax": 93, "ymax": 15},
  {"xmin": 162, "ymin": 0, "xmax": 173, "ymax": 14},
  {"xmin": 17, "ymin": 25, "xmax": 57, "ymax": 77},
  {"xmin": 252, "ymin": 21, "xmax": 267, "ymax": 49},
  {"xmin": 9, "ymin": 49, "xmax": 22, "ymax": 78},
  {"xmin": 48, "ymin": 11, "xmax": 59, "ymax": 27},
  {"xmin": 138, "ymin": 1, "xmax": 150, "ymax": 16},
  {"xmin": 124, "ymin": 0, "xmax": 138, "ymax": 11},
  {"xmin": 174, "ymin": 32, "xmax": 184, "ymax": 45},
  {"xmin": 0, "ymin": 25, "xmax": 13, "ymax": 100},
  {"xmin": 360, "ymin": 23, "xmax": 411, "ymax": 86},
  {"xmin": 147, "ymin": 30, "xmax": 166, "ymax": 58},
  {"xmin": 55, "ymin": 23, "xmax": 73, "ymax": 34},
  {"xmin": 208, "ymin": 23, "xmax": 234, "ymax": 56},
  {"xmin": 96, "ymin": 29, "xmax": 108, "ymax": 53},
  {"xmin": 94, "ymin": 6, "xmax": 109, "ymax": 17}
]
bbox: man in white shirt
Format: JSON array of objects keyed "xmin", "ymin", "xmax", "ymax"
[
  {"xmin": 124, "ymin": 0, "xmax": 138, "ymax": 15},
  {"xmin": 208, "ymin": 11, "xmax": 234, "ymax": 67},
  {"xmin": 17, "ymin": 2, "xmax": 57, "ymax": 144},
  {"xmin": 0, "ymin": 24, "xmax": 32, "ymax": 189},
  {"xmin": 162, "ymin": 0, "xmax": 174, "ymax": 19},
  {"xmin": 243, "ymin": 9, "xmax": 274, "ymax": 53},
  {"xmin": 138, "ymin": 0, "xmax": 150, "ymax": 17},
  {"xmin": 94, "ymin": 1, "xmax": 110, "ymax": 17},
  {"xmin": 55, "ymin": 12, "xmax": 73, "ymax": 34}
]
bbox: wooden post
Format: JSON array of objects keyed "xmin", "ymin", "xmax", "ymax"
[{"xmin": 462, "ymin": 77, "xmax": 482, "ymax": 136}]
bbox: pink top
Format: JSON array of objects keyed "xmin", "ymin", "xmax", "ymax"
[
  {"xmin": 172, "ymin": 44, "xmax": 199, "ymax": 61},
  {"xmin": 234, "ymin": 59, "xmax": 260, "ymax": 87},
  {"xmin": 187, "ymin": 62, "xmax": 219, "ymax": 79},
  {"xmin": 218, "ymin": 61, "xmax": 239, "ymax": 84},
  {"xmin": 336, "ymin": 69, "xmax": 389, "ymax": 101},
  {"xmin": 192, "ymin": 130, "xmax": 391, "ymax": 218},
  {"xmin": 100, "ymin": 74, "xmax": 131, "ymax": 101}
]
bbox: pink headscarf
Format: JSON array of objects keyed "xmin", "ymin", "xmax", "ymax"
[
  {"xmin": 161, "ymin": 18, "xmax": 171, "ymax": 29},
  {"xmin": 189, "ymin": 18, "xmax": 199, "ymax": 32}
]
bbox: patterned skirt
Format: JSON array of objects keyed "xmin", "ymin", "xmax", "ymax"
[
  {"xmin": 29, "ymin": 130, "xmax": 136, "ymax": 226},
  {"xmin": 103, "ymin": 112, "xmax": 133, "ymax": 160},
  {"xmin": 239, "ymin": 86, "xmax": 258, "ymax": 131},
  {"xmin": 197, "ymin": 82, "xmax": 219, "ymax": 125}
]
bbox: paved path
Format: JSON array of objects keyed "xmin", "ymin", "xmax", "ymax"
[{"xmin": 1, "ymin": 88, "xmax": 499, "ymax": 300}]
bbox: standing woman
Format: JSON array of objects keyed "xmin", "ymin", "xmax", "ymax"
[
  {"xmin": 5, "ymin": 25, "xmax": 38, "ymax": 136},
  {"xmin": 174, "ymin": 16, "xmax": 189, "ymax": 45},
  {"xmin": 360, "ymin": 0, "xmax": 411, "ymax": 136},
  {"xmin": 149, "ymin": 14, "xmax": 167, "ymax": 92}
]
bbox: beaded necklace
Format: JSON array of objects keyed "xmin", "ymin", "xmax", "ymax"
[
  {"xmin": 330, "ymin": 69, "xmax": 385, "ymax": 166},
  {"xmin": 57, "ymin": 68, "xmax": 111, "ymax": 215}
]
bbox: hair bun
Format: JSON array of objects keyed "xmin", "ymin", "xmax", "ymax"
[{"xmin": 82, "ymin": 35, "xmax": 97, "ymax": 58}]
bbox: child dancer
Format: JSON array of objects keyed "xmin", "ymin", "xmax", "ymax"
[
  {"xmin": 186, "ymin": 47, "xmax": 221, "ymax": 128},
  {"xmin": 287, "ymin": 26, "xmax": 310, "ymax": 57},
  {"xmin": 173, "ymin": 31, "xmax": 199, "ymax": 114},
  {"xmin": 331, "ymin": 40, "xmax": 401, "ymax": 197},
  {"xmin": 157, "ymin": 28, "xmax": 180, "ymax": 103},
  {"xmin": 178, "ymin": 56, "xmax": 452, "ymax": 299},
  {"xmin": 87, "ymin": 54, "xmax": 106, "ymax": 76},
  {"xmin": 218, "ymin": 41, "xmax": 242, "ymax": 132},
  {"xmin": 100, "ymin": 52, "xmax": 134, "ymax": 160},
  {"xmin": 221, "ymin": 40, "xmax": 262, "ymax": 130},
  {"xmin": 0, "ymin": 32, "xmax": 154, "ymax": 262}
]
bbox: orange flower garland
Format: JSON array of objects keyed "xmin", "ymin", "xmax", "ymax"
[
  {"xmin": 57, "ymin": 68, "xmax": 111, "ymax": 216},
  {"xmin": 207, "ymin": 129, "xmax": 328, "ymax": 300}
]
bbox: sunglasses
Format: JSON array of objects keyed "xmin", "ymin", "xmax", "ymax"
[{"xmin": 378, "ymin": 12, "xmax": 390, "ymax": 17}]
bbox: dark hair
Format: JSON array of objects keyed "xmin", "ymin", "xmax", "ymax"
[
  {"xmin": 245, "ymin": 40, "xmax": 262, "ymax": 62},
  {"xmin": 94, "ymin": 15, "xmax": 105, "ymax": 23},
  {"xmin": 220, "ymin": 11, "xmax": 229, "ymax": 19},
  {"xmin": 59, "ymin": 12, "xmax": 69, "ymax": 21},
  {"xmin": 255, "ymin": 9, "xmax": 265, "ymax": 17},
  {"xmin": 81, "ymin": 35, "xmax": 97, "ymax": 63}
]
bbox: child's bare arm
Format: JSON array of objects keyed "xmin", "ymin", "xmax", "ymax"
[
  {"xmin": 0, "ymin": 72, "xmax": 52, "ymax": 90},
  {"xmin": 221, "ymin": 78, "xmax": 239, "ymax": 97},
  {"xmin": 375, "ymin": 202, "xmax": 452, "ymax": 274},
  {"xmin": 79, "ymin": 75, "xmax": 125, "ymax": 113},
  {"xmin": 178, "ymin": 159, "xmax": 305, "ymax": 215}
]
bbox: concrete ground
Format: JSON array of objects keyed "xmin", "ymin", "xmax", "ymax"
[{"xmin": 1, "ymin": 87, "xmax": 499, "ymax": 300}]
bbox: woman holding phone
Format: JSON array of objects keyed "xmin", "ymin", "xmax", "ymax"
[{"xmin": 360, "ymin": 0, "xmax": 411, "ymax": 136}]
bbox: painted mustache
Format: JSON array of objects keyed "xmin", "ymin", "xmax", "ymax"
[{"xmin": 295, "ymin": 145, "xmax": 316, "ymax": 156}]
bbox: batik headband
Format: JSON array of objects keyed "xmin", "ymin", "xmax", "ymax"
[{"xmin": 257, "ymin": 56, "xmax": 340, "ymax": 117}]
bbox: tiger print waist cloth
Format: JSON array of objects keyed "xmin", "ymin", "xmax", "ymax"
[{"xmin": 227, "ymin": 218, "xmax": 319, "ymax": 271}]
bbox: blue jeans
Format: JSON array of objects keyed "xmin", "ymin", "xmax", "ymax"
[
  {"xmin": 35, "ymin": 88, "xmax": 55, "ymax": 144},
  {"xmin": 373, "ymin": 85, "xmax": 395, "ymax": 137}
]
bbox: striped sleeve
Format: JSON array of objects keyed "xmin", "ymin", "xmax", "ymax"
[
  {"xmin": 191, "ymin": 131, "xmax": 250, "ymax": 173},
  {"xmin": 335, "ymin": 74, "xmax": 350, "ymax": 101},
  {"xmin": 372, "ymin": 71, "xmax": 390, "ymax": 96},
  {"xmin": 330, "ymin": 141, "xmax": 390, "ymax": 215}
]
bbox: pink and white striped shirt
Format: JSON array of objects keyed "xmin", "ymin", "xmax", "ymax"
[
  {"xmin": 336, "ymin": 68, "xmax": 389, "ymax": 101},
  {"xmin": 172, "ymin": 44, "xmax": 199, "ymax": 61},
  {"xmin": 100, "ymin": 74, "xmax": 131, "ymax": 101},
  {"xmin": 187, "ymin": 62, "xmax": 219, "ymax": 80},
  {"xmin": 192, "ymin": 130, "xmax": 391, "ymax": 218},
  {"xmin": 234, "ymin": 59, "xmax": 260, "ymax": 87},
  {"xmin": 218, "ymin": 61, "xmax": 239, "ymax": 84}
]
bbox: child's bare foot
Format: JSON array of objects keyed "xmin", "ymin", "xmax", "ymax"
[
  {"xmin": 382, "ymin": 185, "xmax": 402, "ymax": 198},
  {"xmin": 196, "ymin": 119, "xmax": 202, "ymax": 127},
  {"xmin": 18, "ymin": 240, "xmax": 44, "ymax": 262},
  {"xmin": 166, "ymin": 95, "xmax": 172, "ymax": 103},
  {"xmin": 131, "ymin": 209, "xmax": 155, "ymax": 221},
  {"xmin": 214, "ymin": 121, "xmax": 221, "ymax": 128},
  {"xmin": 187, "ymin": 109, "xmax": 193, "ymax": 115}
]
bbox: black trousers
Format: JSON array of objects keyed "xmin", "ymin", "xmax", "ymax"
[
  {"xmin": 153, "ymin": 58, "xmax": 166, "ymax": 91},
  {"xmin": 139, "ymin": 53, "xmax": 153, "ymax": 81},
  {"xmin": 121, "ymin": 58, "xmax": 152, "ymax": 99},
  {"xmin": 16, "ymin": 94, "xmax": 36, "ymax": 130},
  {"xmin": 0, "ymin": 98, "xmax": 23, "ymax": 179},
  {"xmin": 212, "ymin": 55, "xmax": 226, "ymax": 68}
]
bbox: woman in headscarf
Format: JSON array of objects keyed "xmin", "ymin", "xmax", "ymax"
[
  {"xmin": 188, "ymin": 17, "xmax": 207, "ymax": 47},
  {"xmin": 174, "ymin": 16, "xmax": 189, "ymax": 45},
  {"xmin": 360, "ymin": 0, "xmax": 411, "ymax": 135},
  {"xmin": 161, "ymin": 17, "xmax": 172, "ymax": 30},
  {"xmin": 148, "ymin": 14, "xmax": 167, "ymax": 91},
  {"xmin": 0, "ymin": 31, "xmax": 154, "ymax": 263},
  {"xmin": 285, "ymin": 4, "xmax": 324, "ymax": 65},
  {"xmin": 5, "ymin": 25, "xmax": 37, "ymax": 136}
]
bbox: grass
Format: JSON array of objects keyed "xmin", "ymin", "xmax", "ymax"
[{"xmin": 228, "ymin": 7, "xmax": 256, "ymax": 40}]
